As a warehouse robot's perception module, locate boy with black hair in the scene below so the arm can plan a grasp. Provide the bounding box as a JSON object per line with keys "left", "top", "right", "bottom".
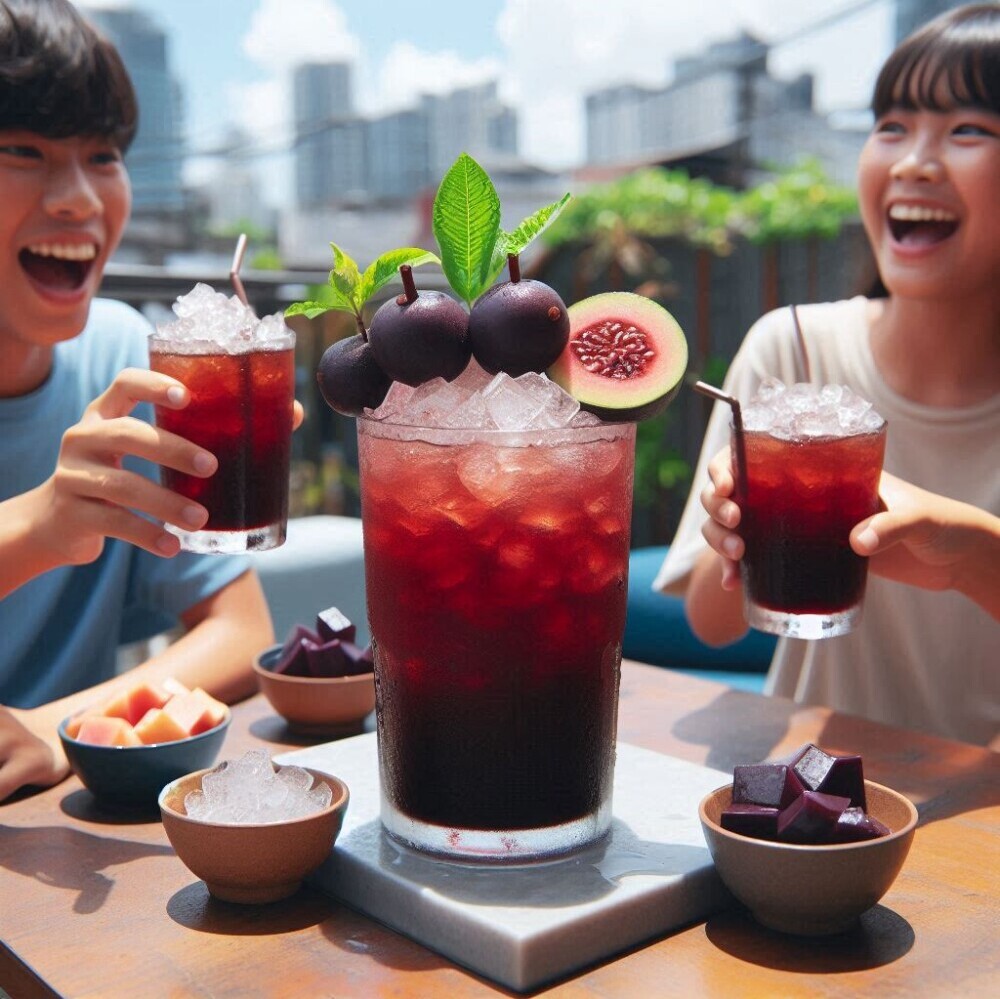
{"left": 0, "top": 0, "right": 276, "bottom": 800}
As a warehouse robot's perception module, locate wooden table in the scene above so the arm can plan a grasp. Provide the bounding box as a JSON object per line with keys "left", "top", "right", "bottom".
{"left": 2, "top": 662, "right": 997, "bottom": 998}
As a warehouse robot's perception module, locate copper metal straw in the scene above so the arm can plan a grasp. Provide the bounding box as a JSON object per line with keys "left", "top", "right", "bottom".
{"left": 230, "top": 232, "right": 249, "bottom": 307}
{"left": 693, "top": 380, "right": 747, "bottom": 493}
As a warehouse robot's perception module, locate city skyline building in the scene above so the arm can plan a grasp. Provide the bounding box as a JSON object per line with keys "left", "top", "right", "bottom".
{"left": 85, "top": 4, "right": 186, "bottom": 215}
{"left": 583, "top": 31, "right": 862, "bottom": 188}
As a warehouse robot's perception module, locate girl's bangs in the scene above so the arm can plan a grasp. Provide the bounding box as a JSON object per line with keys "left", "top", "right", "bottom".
{"left": 873, "top": 25, "right": 1000, "bottom": 117}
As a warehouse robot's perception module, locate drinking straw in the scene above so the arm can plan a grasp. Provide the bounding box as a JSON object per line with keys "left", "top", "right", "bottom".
{"left": 693, "top": 380, "right": 747, "bottom": 494}
{"left": 790, "top": 304, "right": 812, "bottom": 383}
{"left": 230, "top": 232, "right": 249, "bottom": 307}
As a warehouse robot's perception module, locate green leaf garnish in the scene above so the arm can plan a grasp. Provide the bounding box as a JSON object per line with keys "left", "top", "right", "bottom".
{"left": 432, "top": 153, "right": 502, "bottom": 306}
{"left": 482, "top": 193, "right": 573, "bottom": 287}
{"left": 358, "top": 248, "right": 441, "bottom": 307}
{"left": 285, "top": 243, "right": 439, "bottom": 334}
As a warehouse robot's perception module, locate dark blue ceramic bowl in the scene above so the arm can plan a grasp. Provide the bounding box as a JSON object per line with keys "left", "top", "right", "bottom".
{"left": 58, "top": 709, "right": 231, "bottom": 805}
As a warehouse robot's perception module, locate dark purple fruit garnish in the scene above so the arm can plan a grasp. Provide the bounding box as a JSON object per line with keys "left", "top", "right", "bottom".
{"left": 468, "top": 254, "right": 570, "bottom": 377}
{"left": 548, "top": 292, "right": 688, "bottom": 422}
{"left": 317, "top": 334, "right": 391, "bottom": 416}
{"left": 367, "top": 265, "right": 471, "bottom": 386}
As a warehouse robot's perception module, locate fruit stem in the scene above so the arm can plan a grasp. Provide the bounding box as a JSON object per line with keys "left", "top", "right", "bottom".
{"left": 354, "top": 312, "right": 368, "bottom": 341}
{"left": 398, "top": 264, "right": 419, "bottom": 304}
{"left": 507, "top": 253, "right": 521, "bottom": 283}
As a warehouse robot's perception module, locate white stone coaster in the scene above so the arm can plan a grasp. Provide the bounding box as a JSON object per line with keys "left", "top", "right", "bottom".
{"left": 276, "top": 733, "right": 732, "bottom": 992}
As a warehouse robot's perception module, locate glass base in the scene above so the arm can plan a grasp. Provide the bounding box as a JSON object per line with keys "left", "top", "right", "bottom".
{"left": 746, "top": 601, "right": 861, "bottom": 639}
{"left": 379, "top": 794, "right": 613, "bottom": 862}
{"left": 166, "top": 522, "right": 286, "bottom": 554}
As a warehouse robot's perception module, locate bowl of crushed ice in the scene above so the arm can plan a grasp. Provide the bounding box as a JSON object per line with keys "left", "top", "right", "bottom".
{"left": 159, "top": 748, "right": 349, "bottom": 904}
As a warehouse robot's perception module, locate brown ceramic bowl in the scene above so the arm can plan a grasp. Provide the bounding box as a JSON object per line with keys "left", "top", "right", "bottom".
{"left": 253, "top": 644, "right": 375, "bottom": 735}
{"left": 159, "top": 764, "right": 349, "bottom": 904}
{"left": 699, "top": 779, "right": 918, "bottom": 935}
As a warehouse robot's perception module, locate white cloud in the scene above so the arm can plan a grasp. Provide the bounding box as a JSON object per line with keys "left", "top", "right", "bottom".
{"left": 242, "top": 0, "right": 360, "bottom": 69}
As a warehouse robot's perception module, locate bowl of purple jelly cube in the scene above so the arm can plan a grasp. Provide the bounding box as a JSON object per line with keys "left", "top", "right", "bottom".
{"left": 699, "top": 743, "right": 918, "bottom": 936}
{"left": 253, "top": 607, "right": 376, "bottom": 735}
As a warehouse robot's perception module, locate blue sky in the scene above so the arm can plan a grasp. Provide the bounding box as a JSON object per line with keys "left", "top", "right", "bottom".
{"left": 80, "top": 1, "right": 895, "bottom": 204}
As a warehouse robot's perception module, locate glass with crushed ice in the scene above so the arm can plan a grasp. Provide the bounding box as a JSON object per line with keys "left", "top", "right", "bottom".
{"left": 149, "top": 284, "right": 296, "bottom": 553}
{"left": 734, "top": 378, "right": 887, "bottom": 639}
{"left": 357, "top": 362, "right": 635, "bottom": 860}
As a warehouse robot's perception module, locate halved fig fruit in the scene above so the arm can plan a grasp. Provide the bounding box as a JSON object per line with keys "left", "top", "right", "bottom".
{"left": 548, "top": 292, "right": 688, "bottom": 422}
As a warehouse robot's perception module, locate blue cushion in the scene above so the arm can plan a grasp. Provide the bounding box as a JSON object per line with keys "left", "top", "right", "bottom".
{"left": 624, "top": 546, "right": 776, "bottom": 672}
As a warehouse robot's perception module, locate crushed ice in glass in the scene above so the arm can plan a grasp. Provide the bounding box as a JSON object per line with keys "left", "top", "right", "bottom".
{"left": 742, "top": 377, "right": 885, "bottom": 439}
{"left": 155, "top": 283, "right": 294, "bottom": 353}
{"left": 367, "top": 359, "right": 595, "bottom": 431}
{"left": 183, "top": 748, "right": 332, "bottom": 823}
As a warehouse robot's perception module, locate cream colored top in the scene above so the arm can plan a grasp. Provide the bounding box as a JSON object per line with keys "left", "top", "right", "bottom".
{"left": 654, "top": 297, "right": 1000, "bottom": 746}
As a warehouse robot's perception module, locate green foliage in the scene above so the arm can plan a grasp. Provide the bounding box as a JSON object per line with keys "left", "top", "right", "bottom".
{"left": 634, "top": 411, "right": 691, "bottom": 507}
{"left": 248, "top": 247, "right": 284, "bottom": 271}
{"left": 546, "top": 160, "right": 857, "bottom": 254}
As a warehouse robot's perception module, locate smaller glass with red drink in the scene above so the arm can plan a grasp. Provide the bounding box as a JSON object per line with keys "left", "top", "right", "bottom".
{"left": 148, "top": 284, "right": 296, "bottom": 554}
{"left": 733, "top": 379, "right": 887, "bottom": 639}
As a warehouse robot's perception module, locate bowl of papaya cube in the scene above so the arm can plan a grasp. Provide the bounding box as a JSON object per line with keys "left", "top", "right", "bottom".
{"left": 58, "top": 678, "right": 230, "bottom": 805}
{"left": 699, "top": 743, "right": 918, "bottom": 936}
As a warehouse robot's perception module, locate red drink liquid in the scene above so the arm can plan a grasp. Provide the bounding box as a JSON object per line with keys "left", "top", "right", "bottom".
{"left": 150, "top": 347, "right": 295, "bottom": 552}
{"left": 358, "top": 418, "right": 635, "bottom": 858}
{"left": 737, "top": 425, "right": 886, "bottom": 637}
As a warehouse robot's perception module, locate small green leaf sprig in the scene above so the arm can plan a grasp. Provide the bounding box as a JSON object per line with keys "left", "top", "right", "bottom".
{"left": 285, "top": 245, "right": 440, "bottom": 335}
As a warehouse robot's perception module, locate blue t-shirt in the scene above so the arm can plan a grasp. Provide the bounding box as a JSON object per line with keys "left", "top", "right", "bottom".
{"left": 0, "top": 299, "right": 250, "bottom": 708}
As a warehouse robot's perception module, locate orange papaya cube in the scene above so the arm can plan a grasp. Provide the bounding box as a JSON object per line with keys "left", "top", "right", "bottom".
{"left": 101, "top": 682, "right": 170, "bottom": 726}
{"left": 76, "top": 716, "right": 142, "bottom": 747}
{"left": 65, "top": 712, "right": 101, "bottom": 739}
{"left": 162, "top": 677, "right": 191, "bottom": 698}
{"left": 133, "top": 708, "right": 189, "bottom": 745}
{"left": 188, "top": 688, "right": 228, "bottom": 733}
{"left": 163, "top": 688, "right": 226, "bottom": 737}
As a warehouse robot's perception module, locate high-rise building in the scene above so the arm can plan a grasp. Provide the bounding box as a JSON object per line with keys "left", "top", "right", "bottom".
{"left": 84, "top": 5, "right": 185, "bottom": 214}
{"left": 583, "top": 32, "right": 865, "bottom": 187}
{"left": 293, "top": 62, "right": 361, "bottom": 207}
{"left": 367, "top": 110, "right": 431, "bottom": 201}
{"left": 421, "top": 82, "right": 518, "bottom": 181}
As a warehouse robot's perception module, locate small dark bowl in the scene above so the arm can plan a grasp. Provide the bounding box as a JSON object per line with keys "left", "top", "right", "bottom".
{"left": 58, "top": 710, "right": 231, "bottom": 805}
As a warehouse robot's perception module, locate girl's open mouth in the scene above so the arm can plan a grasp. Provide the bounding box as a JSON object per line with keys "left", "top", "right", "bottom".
{"left": 19, "top": 244, "right": 97, "bottom": 293}
{"left": 887, "top": 205, "right": 958, "bottom": 248}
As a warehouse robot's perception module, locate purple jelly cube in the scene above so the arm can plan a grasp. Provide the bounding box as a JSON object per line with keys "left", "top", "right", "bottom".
{"left": 777, "top": 791, "right": 851, "bottom": 844}
{"left": 315, "top": 606, "right": 357, "bottom": 644}
{"left": 791, "top": 744, "right": 837, "bottom": 793}
{"left": 303, "top": 638, "right": 353, "bottom": 678}
{"left": 340, "top": 642, "right": 375, "bottom": 676}
{"left": 280, "top": 624, "right": 320, "bottom": 660}
{"left": 732, "top": 764, "right": 806, "bottom": 809}
{"left": 818, "top": 754, "right": 867, "bottom": 810}
{"left": 272, "top": 640, "right": 311, "bottom": 677}
{"left": 769, "top": 744, "right": 812, "bottom": 769}
{"left": 829, "top": 806, "right": 890, "bottom": 843}
{"left": 721, "top": 804, "right": 780, "bottom": 841}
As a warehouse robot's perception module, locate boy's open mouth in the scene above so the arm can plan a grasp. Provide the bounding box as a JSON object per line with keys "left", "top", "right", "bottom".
{"left": 19, "top": 244, "right": 97, "bottom": 292}
{"left": 887, "top": 205, "right": 958, "bottom": 247}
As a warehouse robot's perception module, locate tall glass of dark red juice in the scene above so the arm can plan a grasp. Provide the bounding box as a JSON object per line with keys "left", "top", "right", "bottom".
{"left": 358, "top": 416, "right": 635, "bottom": 860}
{"left": 735, "top": 382, "right": 886, "bottom": 639}
{"left": 149, "top": 330, "right": 296, "bottom": 554}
